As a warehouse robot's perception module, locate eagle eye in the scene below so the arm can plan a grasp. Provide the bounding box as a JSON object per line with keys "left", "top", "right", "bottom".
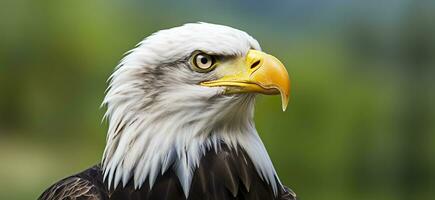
{"left": 191, "top": 53, "right": 216, "bottom": 72}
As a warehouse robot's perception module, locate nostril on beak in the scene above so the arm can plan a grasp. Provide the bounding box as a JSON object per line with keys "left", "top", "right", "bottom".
{"left": 251, "top": 60, "right": 261, "bottom": 69}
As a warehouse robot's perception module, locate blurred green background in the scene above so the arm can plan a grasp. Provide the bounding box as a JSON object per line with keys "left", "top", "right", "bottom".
{"left": 1, "top": 0, "right": 434, "bottom": 199}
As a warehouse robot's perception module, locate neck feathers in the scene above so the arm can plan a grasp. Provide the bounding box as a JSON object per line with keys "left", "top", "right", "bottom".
{"left": 102, "top": 92, "right": 281, "bottom": 197}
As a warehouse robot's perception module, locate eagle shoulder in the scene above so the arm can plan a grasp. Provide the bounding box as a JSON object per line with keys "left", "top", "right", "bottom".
{"left": 38, "top": 165, "right": 108, "bottom": 200}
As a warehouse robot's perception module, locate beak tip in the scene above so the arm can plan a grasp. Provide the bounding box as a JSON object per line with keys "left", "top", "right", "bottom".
{"left": 281, "top": 102, "right": 288, "bottom": 111}
{"left": 281, "top": 94, "right": 289, "bottom": 112}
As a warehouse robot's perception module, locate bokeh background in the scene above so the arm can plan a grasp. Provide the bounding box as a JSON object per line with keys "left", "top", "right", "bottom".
{"left": 1, "top": 0, "right": 434, "bottom": 199}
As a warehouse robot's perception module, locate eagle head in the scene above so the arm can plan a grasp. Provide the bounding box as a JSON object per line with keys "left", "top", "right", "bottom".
{"left": 102, "top": 22, "right": 290, "bottom": 196}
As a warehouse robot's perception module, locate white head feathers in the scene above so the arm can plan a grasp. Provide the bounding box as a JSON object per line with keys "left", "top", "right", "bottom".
{"left": 101, "top": 22, "right": 281, "bottom": 197}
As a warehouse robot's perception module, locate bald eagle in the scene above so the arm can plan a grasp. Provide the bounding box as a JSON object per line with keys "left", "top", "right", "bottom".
{"left": 39, "top": 23, "right": 296, "bottom": 200}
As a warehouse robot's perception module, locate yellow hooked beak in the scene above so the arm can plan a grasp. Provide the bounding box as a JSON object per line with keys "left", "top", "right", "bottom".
{"left": 201, "top": 50, "right": 291, "bottom": 111}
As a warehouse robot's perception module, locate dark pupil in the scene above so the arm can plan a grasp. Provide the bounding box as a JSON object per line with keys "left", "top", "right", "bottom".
{"left": 200, "top": 57, "right": 208, "bottom": 64}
